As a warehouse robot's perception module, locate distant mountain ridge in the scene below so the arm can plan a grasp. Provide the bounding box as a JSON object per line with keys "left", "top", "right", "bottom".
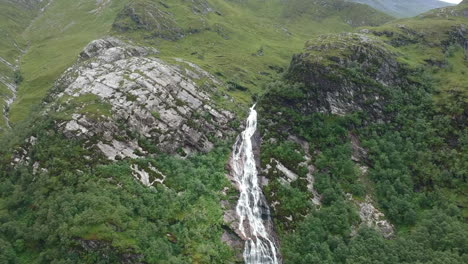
{"left": 348, "top": 0, "right": 456, "bottom": 17}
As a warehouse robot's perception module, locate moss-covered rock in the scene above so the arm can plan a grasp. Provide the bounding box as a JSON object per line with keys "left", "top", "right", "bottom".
{"left": 284, "top": 33, "right": 403, "bottom": 118}
{"left": 112, "top": 0, "right": 183, "bottom": 40}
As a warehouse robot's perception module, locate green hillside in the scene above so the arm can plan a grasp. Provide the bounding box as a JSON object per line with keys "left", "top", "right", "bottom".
{"left": 5, "top": 0, "right": 393, "bottom": 127}
{"left": 349, "top": 0, "right": 455, "bottom": 18}
{"left": 257, "top": 3, "right": 467, "bottom": 263}
{"left": 8, "top": 0, "right": 130, "bottom": 124}
{"left": 0, "top": 0, "right": 466, "bottom": 264}
{"left": 0, "top": 0, "right": 44, "bottom": 129}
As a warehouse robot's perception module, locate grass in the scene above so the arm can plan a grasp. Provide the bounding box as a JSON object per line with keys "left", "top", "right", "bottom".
{"left": 3, "top": 0, "right": 466, "bottom": 128}
{"left": 0, "top": 0, "right": 41, "bottom": 130}
{"left": 114, "top": 0, "right": 392, "bottom": 107}
{"left": 9, "top": 0, "right": 129, "bottom": 123}
{"left": 3, "top": 0, "right": 394, "bottom": 126}
{"left": 54, "top": 94, "right": 113, "bottom": 121}
{"left": 0, "top": 1, "right": 37, "bottom": 63}
{"left": 77, "top": 223, "right": 139, "bottom": 250}
{"left": 433, "top": 47, "right": 468, "bottom": 115}
{"left": 363, "top": 7, "right": 468, "bottom": 115}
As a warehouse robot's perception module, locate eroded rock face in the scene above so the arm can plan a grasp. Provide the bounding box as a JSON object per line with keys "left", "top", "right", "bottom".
{"left": 53, "top": 37, "right": 235, "bottom": 158}
{"left": 286, "top": 33, "right": 404, "bottom": 119}
{"left": 348, "top": 194, "right": 395, "bottom": 238}
{"left": 348, "top": 133, "right": 394, "bottom": 238}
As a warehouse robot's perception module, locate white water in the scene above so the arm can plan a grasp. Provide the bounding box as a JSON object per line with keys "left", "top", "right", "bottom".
{"left": 232, "top": 105, "right": 279, "bottom": 264}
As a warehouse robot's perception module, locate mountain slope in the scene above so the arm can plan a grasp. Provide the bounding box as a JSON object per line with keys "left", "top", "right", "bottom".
{"left": 0, "top": 1, "right": 467, "bottom": 264}
{"left": 257, "top": 2, "right": 467, "bottom": 263}
{"left": 6, "top": 0, "right": 130, "bottom": 126}
{"left": 0, "top": 0, "right": 45, "bottom": 130}
{"left": 2, "top": 0, "right": 393, "bottom": 131}
{"left": 348, "top": 0, "right": 455, "bottom": 17}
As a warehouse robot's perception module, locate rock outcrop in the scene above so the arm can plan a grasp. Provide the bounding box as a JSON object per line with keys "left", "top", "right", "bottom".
{"left": 357, "top": 196, "right": 394, "bottom": 238}
{"left": 421, "top": 2, "right": 468, "bottom": 18}
{"left": 112, "top": 0, "right": 216, "bottom": 40}
{"left": 347, "top": 194, "right": 395, "bottom": 238}
{"left": 51, "top": 37, "right": 235, "bottom": 159}
{"left": 285, "top": 33, "right": 403, "bottom": 119}
{"left": 112, "top": 0, "right": 183, "bottom": 40}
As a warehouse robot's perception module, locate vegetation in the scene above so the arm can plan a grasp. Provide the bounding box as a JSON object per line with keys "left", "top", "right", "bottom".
{"left": 257, "top": 4, "right": 468, "bottom": 261}
{"left": 258, "top": 66, "right": 467, "bottom": 263}
{"left": 3, "top": 0, "right": 393, "bottom": 127}
{"left": 13, "top": 71, "right": 23, "bottom": 85}
{"left": 0, "top": 0, "right": 467, "bottom": 263}
{"left": 0, "top": 0, "right": 44, "bottom": 129}
{"left": 348, "top": 0, "right": 455, "bottom": 18}
{"left": 0, "top": 115, "right": 235, "bottom": 263}
{"left": 8, "top": 0, "right": 130, "bottom": 124}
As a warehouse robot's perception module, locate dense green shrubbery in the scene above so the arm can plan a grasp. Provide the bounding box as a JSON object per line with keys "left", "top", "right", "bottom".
{"left": 259, "top": 67, "right": 467, "bottom": 263}
{"left": 0, "top": 120, "right": 234, "bottom": 263}
{"left": 284, "top": 207, "right": 467, "bottom": 264}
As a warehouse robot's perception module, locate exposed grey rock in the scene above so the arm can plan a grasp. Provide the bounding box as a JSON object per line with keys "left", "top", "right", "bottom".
{"left": 350, "top": 132, "right": 368, "bottom": 162}
{"left": 0, "top": 68, "right": 17, "bottom": 130}
{"left": 221, "top": 229, "right": 244, "bottom": 260}
{"left": 96, "top": 140, "right": 144, "bottom": 161}
{"left": 346, "top": 132, "right": 394, "bottom": 238}
{"left": 287, "top": 33, "right": 402, "bottom": 119}
{"left": 90, "top": 0, "right": 111, "bottom": 14}
{"left": 79, "top": 37, "right": 158, "bottom": 61}
{"left": 0, "top": 56, "right": 16, "bottom": 70}
{"left": 64, "top": 119, "right": 89, "bottom": 136}
{"left": 421, "top": 4, "right": 468, "bottom": 18}
{"left": 190, "top": 0, "right": 215, "bottom": 14}
{"left": 357, "top": 195, "right": 395, "bottom": 238}
{"left": 131, "top": 163, "right": 166, "bottom": 187}
{"left": 53, "top": 37, "right": 236, "bottom": 157}
{"left": 261, "top": 135, "right": 322, "bottom": 207}
{"left": 275, "top": 159, "right": 298, "bottom": 182}
{"left": 347, "top": 132, "right": 394, "bottom": 237}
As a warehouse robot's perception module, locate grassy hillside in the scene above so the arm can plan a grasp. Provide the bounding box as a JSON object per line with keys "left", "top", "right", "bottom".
{"left": 6, "top": 0, "right": 393, "bottom": 126}
{"left": 364, "top": 3, "right": 468, "bottom": 122}
{"left": 7, "top": 0, "right": 130, "bottom": 125}
{"left": 0, "top": 1, "right": 466, "bottom": 263}
{"left": 0, "top": 0, "right": 44, "bottom": 130}
{"left": 348, "top": 0, "right": 455, "bottom": 18}
{"left": 112, "top": 0, "right": 393, "bottom": 104}
{"left": 256, "top": 2, "right": 467, "bottom": 263}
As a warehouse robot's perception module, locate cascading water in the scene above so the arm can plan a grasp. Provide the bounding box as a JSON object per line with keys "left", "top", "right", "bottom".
{"left": 232, "top": 105, "right": 280, "bottom": 264}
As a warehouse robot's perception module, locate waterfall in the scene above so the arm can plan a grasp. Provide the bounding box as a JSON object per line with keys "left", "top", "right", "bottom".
{"left": 232, "top": 105, "right": 280, "bottom": 264}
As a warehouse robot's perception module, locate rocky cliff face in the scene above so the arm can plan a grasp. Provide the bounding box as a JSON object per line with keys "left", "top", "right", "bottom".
{"left": 48, "top": 37, "right": 236, "bottom": 159}
{"left": 285, "top": 33, "right": 404, "bottom": 119}
{"left": 255, "top": 32, "right": 410, "bottom": 239}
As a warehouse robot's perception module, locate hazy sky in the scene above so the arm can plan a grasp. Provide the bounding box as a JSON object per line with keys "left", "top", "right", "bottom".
{"left": 440, "top": 0, "right": 462, "bottom": 3}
